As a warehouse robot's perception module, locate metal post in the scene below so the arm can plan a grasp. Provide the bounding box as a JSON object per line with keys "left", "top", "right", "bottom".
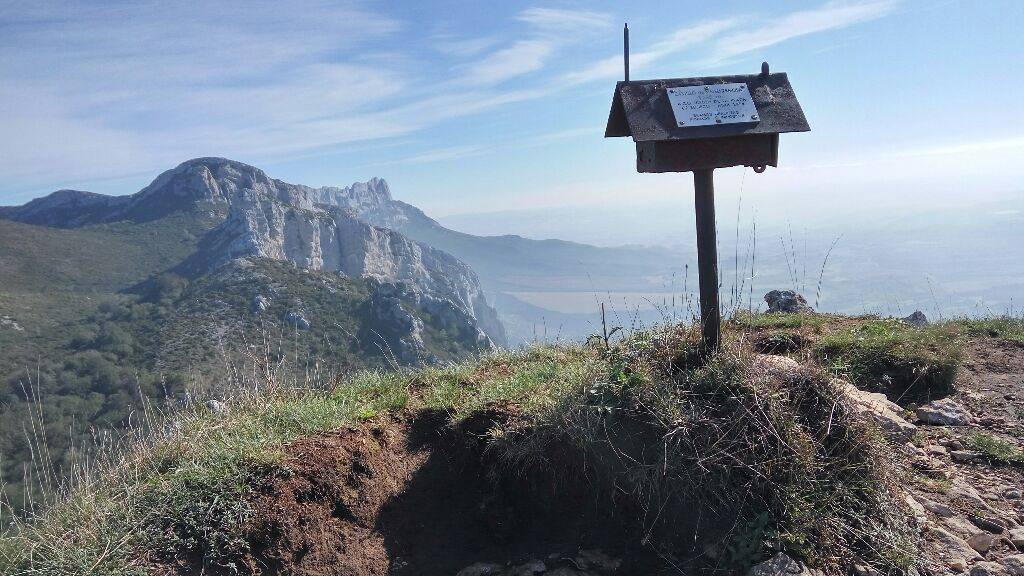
{"left": 693, "top": 169, "right": 720, "bottom": 352}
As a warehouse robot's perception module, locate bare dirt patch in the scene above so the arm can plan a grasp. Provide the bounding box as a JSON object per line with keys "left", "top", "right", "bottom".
{"left": 224, "top": 409, "right": 651, "bottom": 576}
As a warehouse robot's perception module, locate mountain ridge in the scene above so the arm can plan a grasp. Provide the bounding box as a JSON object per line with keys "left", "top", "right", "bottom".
{"left": 2, "top": 156, "right": 682, "bottom": 345}
{"left": 1, "top": 157, "right": 506, "bottom": 347}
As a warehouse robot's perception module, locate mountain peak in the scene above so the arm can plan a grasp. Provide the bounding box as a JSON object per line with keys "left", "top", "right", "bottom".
{"left": 137, "top": 157, "right": 276, "bottom": 204}
{"left": 343, "top": 176, "right": 392, "bottom": 202}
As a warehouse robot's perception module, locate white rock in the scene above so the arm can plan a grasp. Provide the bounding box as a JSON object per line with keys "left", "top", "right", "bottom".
{"left": 944, "top": 515, "right": 984, "bottom": 539}
{"left": 917, "top": 496, "right": 954, "bottom": 518}
{"left": 748, "top": 552, "right": 821, "bottom": 576}
{"left": 852, "top": 565, "right": 883, "bottom": 576}
{"left": 137, "top": 158, "right": 506, "bottom": 347}
{"left": 284, "top": 310, "right": 311, "bottom": 330}
{"left": 204, "top": 399, "right": 229, "bottom": 415}
{"left": 970, "top": 562, "right": 1007, "bottom": 576}
{"left": 1010, "top": 527, "right": 1024, "bottom": 547}
{"left": 929, "top": 526, "right": 982, "bottom": 562}
{"left": 252, "top": 294, "right": 270, "bottom": 312}
{"left": 967, "top": 532, "right": 997, "bottom": 553}
{"left": 917, "top": 398, "right": 972, "bottom": 426}
{"left": 835, "top": 379, "right": 918, "bottom": 442}
{"left": 951, "top": 479, "right": 989, "bottom": 509}
{"left": 752, "top": 354, "right": 801, "bottom": 380}
{"left": 906, "top": 494, "right": 928, "bottom": 524}
{"left": 951, "top": 450, "right": 981, "bottom": 463}
{"left": 0, "top": 315, "right": 24, "bottom": 331}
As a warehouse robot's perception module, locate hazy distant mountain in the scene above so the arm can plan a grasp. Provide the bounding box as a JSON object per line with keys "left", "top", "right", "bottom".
{"left": 308, "top": 178, "right": 681, "bottom": 293}
{"left": 296, "top": 174, "right": 684, "bottom": 343}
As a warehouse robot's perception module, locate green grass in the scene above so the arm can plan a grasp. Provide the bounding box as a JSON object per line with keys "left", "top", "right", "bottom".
{"left": 730, "top": 312, "right": 965, "bottom": 403}
{"left": 966, "top": 432, "right": 1024, "bottom": 465}
{"left": 814, "top": 318, "right": 962, "bottom": 401}
{"left": 0, "top": 256, "right": 493, "bottom": 520}
{"left": 4, "top": 317, "right": 963, "bottom": 575}
{"left": 731, "top": 310, "right": 827, "bottom": 331}
{"left": 955, "top": 317, "right": 1024, "bottom": 344}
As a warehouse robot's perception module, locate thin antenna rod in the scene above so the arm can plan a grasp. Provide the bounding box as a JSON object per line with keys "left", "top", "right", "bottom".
{"left": 623, "top": 23, "right": 630, "bottom": 82}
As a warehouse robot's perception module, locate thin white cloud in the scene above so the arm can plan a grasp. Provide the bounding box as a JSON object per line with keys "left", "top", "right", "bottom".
{"left": 459, "top": 40, "right": 555, "bottom": 85}
{"left": 792, "top": 135, "right": 1024, "bottom": 171}
{"left": 704, "top": 0, "right": 896, "bottom": 64}
{"left": 374, "top": 126, "right": 598, "bottom": 169}
{"left": 893, "top": 136, "right": 1024, "bottom": 158}
{"left": 517, "top": 7, "right": 613, "bottom": 33}
{"left": 373, "top": 145, "right": 491, "bottom": 166}
{"left": 454, "top": 7, "right": 613, "bottom": 86}
{"left": 452, "top": 7, "right": 613, "bottom": 87}
{"left": 564, "top": 0, "right": 896, "bottom": 85}
{"left": 433, "top": 35, "right": 503, "bottom": 58}
{"left": 0, "top": 1, "right": 406, "bottom": 187}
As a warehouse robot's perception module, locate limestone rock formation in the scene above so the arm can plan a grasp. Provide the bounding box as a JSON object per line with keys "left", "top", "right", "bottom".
{"left": 835, "top": 379, "right": 918, "bottom": 442}
{"left": 148, "top": 159, "right": 505, "bottom": 346}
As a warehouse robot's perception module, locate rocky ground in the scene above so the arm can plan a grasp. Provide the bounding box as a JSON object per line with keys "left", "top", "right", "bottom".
{"left": 907, "top": 338, "right": 1024, "bottom": 576}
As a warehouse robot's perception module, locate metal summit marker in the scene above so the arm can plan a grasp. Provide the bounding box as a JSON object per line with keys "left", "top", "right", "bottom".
{"left": 666, "top": 83, "right": 759, "bottom": 127}
{"left": 605, "top": 24, "right": 810, "bottom": 352}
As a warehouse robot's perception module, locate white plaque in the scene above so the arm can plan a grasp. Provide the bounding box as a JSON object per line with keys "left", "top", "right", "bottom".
{"left": 666, "top": 83, "right": 759, "bottom": 127}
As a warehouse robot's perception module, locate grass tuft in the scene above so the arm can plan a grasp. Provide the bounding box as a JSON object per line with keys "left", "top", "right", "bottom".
{"left": 812, "top": 318, "right": 962, "bottom": 403}
{"left": 954, "top": 317, "right": 1024, "bottom": 344}
{"left": 966, "top": 432, "right": 1024, "bottom": 466}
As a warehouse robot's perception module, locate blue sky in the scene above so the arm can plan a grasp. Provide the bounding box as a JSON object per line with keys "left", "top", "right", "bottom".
{"left": 1, "top": 0, "right": 1022, "bottom": 225}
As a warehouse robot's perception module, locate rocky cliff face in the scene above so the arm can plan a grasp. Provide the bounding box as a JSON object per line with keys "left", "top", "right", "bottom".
{"left": 0, "top": 157, "right": 506, "bottom": 347}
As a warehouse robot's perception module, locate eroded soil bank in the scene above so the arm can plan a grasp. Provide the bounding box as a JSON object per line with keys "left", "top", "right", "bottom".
{"left": 224, "top": 409, "right": 657, "bottom": 576}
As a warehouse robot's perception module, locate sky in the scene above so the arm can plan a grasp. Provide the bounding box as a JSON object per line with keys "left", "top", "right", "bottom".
{"left": 1, "top": 0, "right": 1023, "bottom": 229}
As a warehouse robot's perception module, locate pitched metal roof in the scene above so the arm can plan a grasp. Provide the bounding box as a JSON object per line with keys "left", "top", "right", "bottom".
{"left": 605, "top": 72, "right": 810, "bottom": 141}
